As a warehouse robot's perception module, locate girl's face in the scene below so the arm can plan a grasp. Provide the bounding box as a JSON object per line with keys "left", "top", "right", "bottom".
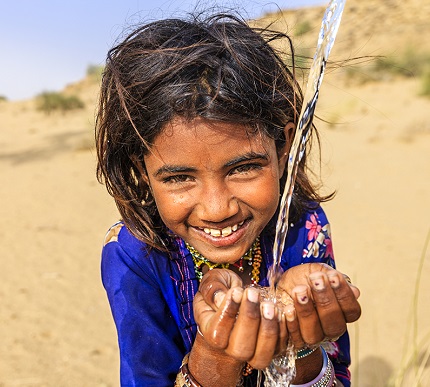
{"left": 144, "top": 117, "right": 289, "bottom": 264}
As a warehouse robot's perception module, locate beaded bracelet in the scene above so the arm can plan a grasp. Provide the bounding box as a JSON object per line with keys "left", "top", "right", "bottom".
{"left": 175, "top": 349, "right": 335, "bottom": 387}
{"left": 296, "top": 346, "right": 318, "bottom": 360}
{"left": 291, "top": 347, "right": 336, "bottom": 387}
{"left": 174, "top": 353, "right": 202, "bottom": 387}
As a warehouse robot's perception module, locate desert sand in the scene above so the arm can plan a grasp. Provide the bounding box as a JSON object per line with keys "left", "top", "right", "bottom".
{"left": 1, "top": 0, "right": 429, "bottom": 386}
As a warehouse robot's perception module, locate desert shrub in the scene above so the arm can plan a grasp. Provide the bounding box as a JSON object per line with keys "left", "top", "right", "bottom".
{"left": 420, "top": 68, "right": 430, "bottom": 98}
{"left": 282, "top": 47, "right": 312, "bottom": 83}
{"left": 0, "top": 95, "right": 7, "bottom": 102}
{"left": 86, "top": 64, "right": 104, "bottom": 82}
{"left": 295, "top": 20, "right": 312, "bottom": 36}
{"left": 295, "top": 48, "right": 312, "bottom": 70}
{"left": 36, "top": 92, "right": 85, "bottom": 114}
{"left": 339, "top": 49, "right": 430, "bottom": 86}
{"left": 373, "top": 49, "right": 430, "bottom": 78}
{"left": 342, "top": 65, "right": 376, "bottom": 85}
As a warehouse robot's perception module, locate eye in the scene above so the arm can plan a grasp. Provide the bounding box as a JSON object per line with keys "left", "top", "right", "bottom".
{"left": 230, "top": 163, "right": 262, "bottom": 175}
{"left": 162, "top": 174, "right": 194, "bottom": 184}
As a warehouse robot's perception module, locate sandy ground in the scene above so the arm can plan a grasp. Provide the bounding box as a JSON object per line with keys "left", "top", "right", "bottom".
{"left": 1, "top": 76, "right": 429, "bottom": 387}
{"left": 1, "top": 4, "right": 430, "bottom": 386}
{"left": 0, "top": 86, "right": 121, "bottom": 386}
{"left": 318, "top": 77, "right": 430, "bottom": 386}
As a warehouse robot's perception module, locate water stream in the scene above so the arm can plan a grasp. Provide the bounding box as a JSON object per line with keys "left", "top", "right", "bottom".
{"left": 263, "top": 0, "right": 346, "bottom": 385}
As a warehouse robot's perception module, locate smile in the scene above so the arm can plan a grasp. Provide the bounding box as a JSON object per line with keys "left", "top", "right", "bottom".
{"left": 202, "top": 221, "right": 245, "bottom": 238}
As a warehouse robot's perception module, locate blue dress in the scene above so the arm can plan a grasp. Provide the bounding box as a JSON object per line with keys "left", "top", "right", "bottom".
{"left": 101, "top": 206, "right": 351, "bottom": 386}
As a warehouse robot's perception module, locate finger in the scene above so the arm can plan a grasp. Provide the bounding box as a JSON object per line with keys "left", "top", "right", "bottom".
{"left": 276, "top": 311, "right": 289, "bottom": 355}
{"left": 274, "top": 292, "right": 293, "bottom": 354}
{"left": 193, "top": 291, "right": 217, "bottom": 325}
{"left": 276, "top": 262, "right": 334, "bottom": 294}
{"left": 198, "top": 287, "right": 243, "bottom": 349}
{"left": 284, "top": 304, "right": 306, "bottom": 349}
{"left": 308, "top": 272, "right": 347, "bottom": 339}
{"left": 292, "top": 285, "right": 324, "bottom": 346}
{"left": 248, "top": 301, "right": 279, "bottom": 369}
{"left": 327, "top": 271, "right": 362, "bottom": 323}
{"left": 226, "top": 287, "right": 261, "bottom": 361}
{"left": 350, "top": 284, "right": 361, "bottom": 299}
{"left": 199, "top": 269, "right": 243, "bottom": 310}
{"left": 343, "top": 274, "right": 361, "bottom": 299}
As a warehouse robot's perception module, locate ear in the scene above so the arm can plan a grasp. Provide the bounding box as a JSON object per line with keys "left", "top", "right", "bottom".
{"left": 278, "top": 122, "right": 295, "bottom": 177}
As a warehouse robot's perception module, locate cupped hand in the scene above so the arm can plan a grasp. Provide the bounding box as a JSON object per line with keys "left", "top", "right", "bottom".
{"left": 193, "top": 269, "right": 279, "bottom": 369}
{"left": 275, "top": 263, "right": 361, "bottom": 349}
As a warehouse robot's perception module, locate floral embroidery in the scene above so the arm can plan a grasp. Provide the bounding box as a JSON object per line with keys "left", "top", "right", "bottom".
{"left": 322, "top": 341, "right": 340, "bottom": 358}
{"left": 306, "top": 240, "right": 320, "bottom": 258}
{"left": 303, "top": 212, "right": 334, "bottom": 262}
{"left": 324, "top": 236, "right": 333, "bottom": 258}
{"left": 306, "top": 213, "right": 322, "bottom": 241}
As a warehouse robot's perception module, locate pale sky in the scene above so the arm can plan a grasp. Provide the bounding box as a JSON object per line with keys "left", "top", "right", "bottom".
{"left": 0, "top": 0, "right": 325, "bottom": 100}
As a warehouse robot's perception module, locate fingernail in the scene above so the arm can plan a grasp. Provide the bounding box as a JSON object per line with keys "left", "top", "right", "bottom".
{"left": 294, "top": 286, "right": 309, "bottom": 305}
{"left": 262, "top": 302, "right": 275, "bottom": 320}
{"left": 231, "top": 287, "right": 244, "bottom": 303}
{"left": 285, "top": 305, "right": 296, "bottom": 322}
{"left": 247, "top": 287, "right": 260, "bottom": 303}
{"left": 309, "top": 273, "right": 325, "bottom": 290}
{"left": 214, "top": 291, "right": 226, "bottom": 308}
{"left": 327, "top": 272, "right": 340, "bottom": 288}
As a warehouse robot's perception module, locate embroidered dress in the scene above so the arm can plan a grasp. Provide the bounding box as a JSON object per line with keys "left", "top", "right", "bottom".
{"left": 101, "top": 206, "right": 351, "bottom": 386}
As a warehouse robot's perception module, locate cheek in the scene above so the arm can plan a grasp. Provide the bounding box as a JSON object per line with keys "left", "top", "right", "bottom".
{"left": 240, "top": 173, "right": 280, "bottom": 215}
{"left": 263, "top": 171, "right": 281, "bottom": 215}
{"left": 150, "top": 187, "right": 192, "bottom": 226}
{"left": 261, "top": 184, "right": 280, "bottom": 216}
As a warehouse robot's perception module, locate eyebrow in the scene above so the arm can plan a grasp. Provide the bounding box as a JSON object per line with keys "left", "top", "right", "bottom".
{"left": 153, "top": 151, "right": 269, "bottom": 177}
{"left": 154, "top": 165, "right": 197, "bottom": 177}
{"left": 223, "top": 152, "right": 269, "bottom": 167}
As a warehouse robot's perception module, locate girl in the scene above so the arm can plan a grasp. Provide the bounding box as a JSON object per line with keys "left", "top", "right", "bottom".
{"left": 96, "top": 13, "right": 361, "bottom": 387}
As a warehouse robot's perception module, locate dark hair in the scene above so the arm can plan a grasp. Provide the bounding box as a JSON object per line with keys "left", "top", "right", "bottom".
{"left": 96, "top": 13, "right": 331, "bottom": 249}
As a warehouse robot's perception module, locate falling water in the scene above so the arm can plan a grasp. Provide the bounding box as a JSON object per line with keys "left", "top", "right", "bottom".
{"left": 263, "top": 0, "right": 346, "bottom": 385}
{"left": 270, "top": 0, "right": 346, "bottom": 290}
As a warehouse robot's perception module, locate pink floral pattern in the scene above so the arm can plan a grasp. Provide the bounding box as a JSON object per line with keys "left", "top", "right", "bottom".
{"left": 305, "top": 213, "right": 322, "bottom": 241}
{"left": 302, "top": 211, "right": 334, "bottom": 266}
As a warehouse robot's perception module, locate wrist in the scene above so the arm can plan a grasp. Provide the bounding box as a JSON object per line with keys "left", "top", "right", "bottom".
{"left": 293, "top": 346, "right": 323, "bottom": 384}
{"left": 291, "top": 347, "right": 336, "bottom": 387}
{"left": 187, "top": 333, "right": 244, "bottom": 387}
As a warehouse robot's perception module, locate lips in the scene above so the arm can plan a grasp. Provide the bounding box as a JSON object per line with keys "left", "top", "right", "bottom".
{"left": 189, "top": 219, "right": 253, "bottom": 257}
{"left": 202, "top": 221, "right": 245, "bottom": 238}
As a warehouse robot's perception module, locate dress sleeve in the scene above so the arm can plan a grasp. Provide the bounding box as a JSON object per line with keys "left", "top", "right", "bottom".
{"left": 101, "top": 225, "right": 185, "bottom": 386}
{"left": 298, "top": 207, "right": 352, "bottom": 387}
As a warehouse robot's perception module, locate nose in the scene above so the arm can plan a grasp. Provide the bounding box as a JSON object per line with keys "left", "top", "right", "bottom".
{"left": 195, "top": 179, "right": 239, "bottom": 223}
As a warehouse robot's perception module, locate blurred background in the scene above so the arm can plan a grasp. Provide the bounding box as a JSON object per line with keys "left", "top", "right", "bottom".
{"left": 1, "top": 0, "right": 429, "bottom": 386}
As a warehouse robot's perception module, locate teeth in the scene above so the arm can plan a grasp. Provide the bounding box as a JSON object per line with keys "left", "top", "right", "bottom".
{"left": 211, "top": 229, "right": 221, "bottom": 237}
{"left": 221, "top": 226, "right": 232, "bottom": 237}
{"left": 204, "top": 228, "right": 221, "bottom": 237}
{"left": 203, "top": 221, "right": 244, "bottom": 237}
